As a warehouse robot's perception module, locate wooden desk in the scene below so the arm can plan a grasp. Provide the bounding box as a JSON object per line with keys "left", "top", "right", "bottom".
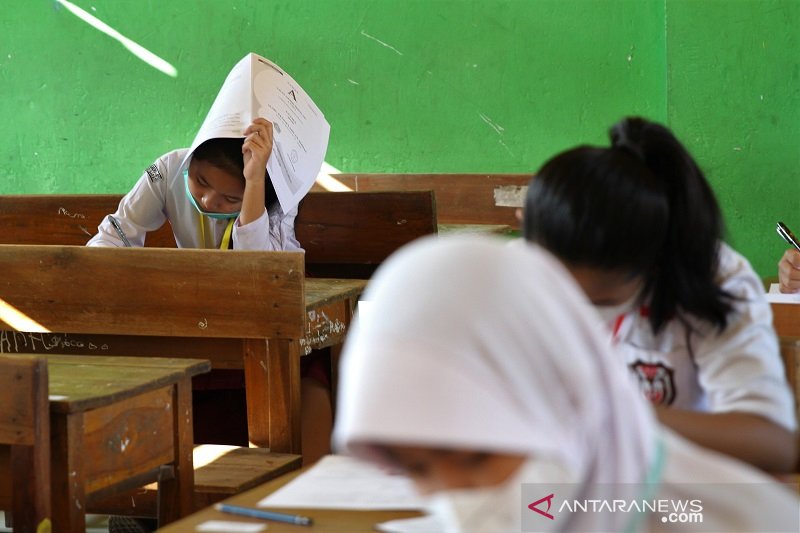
{"left": 0, "top": 245, "right": 365, "bottom": 454}
{"left": 0, "top": 354, "right": 210, "bottom": 531}
{"left": 157, "top": 468, "right": 422, "bottom": 533}
{"left": 772, "top": 302, "right": 800, "bottom": 338}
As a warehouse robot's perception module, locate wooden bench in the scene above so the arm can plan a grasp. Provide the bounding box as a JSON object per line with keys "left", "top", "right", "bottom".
{"left": 0, "top": 355, "right": 50, "bottom": 532}
{"left": 313, "top": 173, "right": 531, "bottom": 231}
{"left": 0, "top": 190, "right": 437, "bottom": 278}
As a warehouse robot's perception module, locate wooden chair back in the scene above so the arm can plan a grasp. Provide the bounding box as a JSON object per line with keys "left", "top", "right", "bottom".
{"left": 313, "top": 173, "right": 530, "bottom": 229}
{"left": 0, "top": 191, "right": 438, "bottom": 278}
{"left": 0, "top": 355, "right": 50, "bottom": 530}
{"left": 296, "top": 190, "right": 436, "bottom": 278}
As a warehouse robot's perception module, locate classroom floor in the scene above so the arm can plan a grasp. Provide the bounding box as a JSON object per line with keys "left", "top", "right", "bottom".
{"left": 0, "top": 512, "right": 110, "bottom": 532}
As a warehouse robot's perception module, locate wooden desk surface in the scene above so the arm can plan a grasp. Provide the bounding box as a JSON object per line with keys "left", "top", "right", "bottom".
{"left": 304, "top": 278, "right": 367, "bottom": 310}
{"left": 437, "top": 223, "right": 515, "bottom": 236}
{"left": 157, "top": 467, "right": 422, "bottom": 532}
{"left": 45, "top": 354, "right": 210, "bottom": 413}
{"left": 0, "top": 354, "right": 210, "bottom": 530}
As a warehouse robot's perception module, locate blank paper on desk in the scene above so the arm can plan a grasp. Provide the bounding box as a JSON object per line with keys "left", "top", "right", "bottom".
{"left": 257, "top": 455, "right": 425, "bottom": 510}
{"left": 767, "top": 283, "right": 800, "bottom": 304}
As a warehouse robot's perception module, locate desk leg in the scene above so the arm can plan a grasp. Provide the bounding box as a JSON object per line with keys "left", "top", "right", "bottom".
{"left": 156, "top": 377, "right": 195, "bottom": 524}
{"left": 51, "top": 413, "right": 86, "bottom": 532}
{"left": 243, "top": 338, "right": 301, "bottom": 453}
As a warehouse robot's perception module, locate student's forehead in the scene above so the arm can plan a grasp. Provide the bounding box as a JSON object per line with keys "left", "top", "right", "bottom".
{"left": 194, "top": 162, "right": 244, "bottom": 196}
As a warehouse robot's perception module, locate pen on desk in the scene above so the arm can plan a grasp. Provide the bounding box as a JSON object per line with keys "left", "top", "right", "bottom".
{"left": 777, "top": 221, "right": 800, "bottom": 252}
{"left": 214, "top": 503, "right": 314, "bottom": 526}
{"left": 107, "top": 215, "right": 132, "bottom": 247}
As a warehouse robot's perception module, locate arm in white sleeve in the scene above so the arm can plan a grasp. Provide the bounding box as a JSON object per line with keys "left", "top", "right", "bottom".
{"left": 232, "top": 204, "right": 303, "bottom": 251}
{"left": 693, "top": 246, "right": 796, "bottom": 431}
{"left": 86, "top": 157, "right": 170, "bottom": 247}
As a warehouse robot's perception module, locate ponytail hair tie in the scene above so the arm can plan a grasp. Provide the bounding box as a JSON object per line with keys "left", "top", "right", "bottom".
{"left": 609, "top": 117, "right": 647, "bottom": 162}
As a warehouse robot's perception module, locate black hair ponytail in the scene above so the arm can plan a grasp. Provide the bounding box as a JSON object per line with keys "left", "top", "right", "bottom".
{"left": 524, "top": 117, "right": 733, "bottom": 334}
{"left": 609, "top": 117, "right": 733, "bottom": 333}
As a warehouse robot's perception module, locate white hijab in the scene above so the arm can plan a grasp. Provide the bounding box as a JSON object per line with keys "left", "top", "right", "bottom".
{"left": 333, "top": 235, "right": 657, "bottom": 528}
{"left": 333, "top": 235, "right": 800, "bottom": 533}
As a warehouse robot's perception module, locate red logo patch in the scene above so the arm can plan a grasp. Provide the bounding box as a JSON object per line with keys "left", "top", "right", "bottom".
{"left": 630, "top": 360, "right": 676, "bottom": 406}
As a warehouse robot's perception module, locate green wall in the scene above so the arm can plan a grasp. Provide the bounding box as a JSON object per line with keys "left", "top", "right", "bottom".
{"left": 1, "top": 1, "right": 797, "bottom": 276}
{"left": 666, "top": 0, "right": 800, "bottom": 278}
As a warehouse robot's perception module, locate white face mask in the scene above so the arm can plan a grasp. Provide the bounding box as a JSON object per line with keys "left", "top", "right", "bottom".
{"left": 425, "top": 459, "right": 575, "bottom": 533}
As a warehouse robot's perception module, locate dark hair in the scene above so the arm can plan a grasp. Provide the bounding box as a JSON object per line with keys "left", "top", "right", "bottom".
{"left": 523, "top": 116, "right": 733, "bottom": 334}
{"left": 192, "top": 137, "right": 279, "bottom": 210}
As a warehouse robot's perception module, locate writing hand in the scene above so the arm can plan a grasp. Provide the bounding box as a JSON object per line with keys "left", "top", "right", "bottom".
{"left": 778, "top": 248, "right": 800, "bottom": 293}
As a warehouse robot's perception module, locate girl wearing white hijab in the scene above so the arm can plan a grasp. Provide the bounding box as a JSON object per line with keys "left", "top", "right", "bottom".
{"left": 332, "top": 235, "right": 799, "bottom": 532}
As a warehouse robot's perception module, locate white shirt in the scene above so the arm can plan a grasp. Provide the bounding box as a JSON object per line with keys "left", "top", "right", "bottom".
{"left": 87, "top": 148, "right": 302, "bottom": 251}
{"left": 611, "top": 243, "right": 796, "bottom": 430}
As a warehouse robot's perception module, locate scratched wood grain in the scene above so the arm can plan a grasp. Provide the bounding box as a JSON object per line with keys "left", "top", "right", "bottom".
{"left": 0, "top": 245, "right": 305, "bottom": 339}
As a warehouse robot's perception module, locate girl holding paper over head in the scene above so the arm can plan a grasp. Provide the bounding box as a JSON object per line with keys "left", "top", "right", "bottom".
{"left": 89, "top": 52, "right": 330, "bottom": 251}
{"left": 521, "top": 116, "right": 796, "bottom": 473}
{"left": 90, "top": 53, "right": 333, "bottom": 475}
{"left": 333, "top": 235, "right": 799, "bottom": 533}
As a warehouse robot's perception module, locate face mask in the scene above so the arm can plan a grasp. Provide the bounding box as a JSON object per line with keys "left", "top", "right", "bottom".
{"left": 425, "top": 459, "right": 574, "bottom": 533}
{"left": 183, "top": 169, "right": 240, "bottom": 220}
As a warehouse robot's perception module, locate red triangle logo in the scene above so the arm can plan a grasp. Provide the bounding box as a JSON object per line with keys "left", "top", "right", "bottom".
{"left": 528, "top": 493, "right": 555, "bottom": 520}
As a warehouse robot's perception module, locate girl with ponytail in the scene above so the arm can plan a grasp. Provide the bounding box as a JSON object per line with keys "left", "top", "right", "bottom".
{"left": 523, "top": 117, "right": 797, "bottom": 472}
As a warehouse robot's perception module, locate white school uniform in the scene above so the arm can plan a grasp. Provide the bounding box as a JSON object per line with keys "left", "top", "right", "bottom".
{"left": 333, "top": 235, "right": 799, "bottom": 533}
{"left": 87, "top": 148, "right": 302, "bottom": 251}
{"left": 610, "top": 243, "right": 796, "bottom": 431}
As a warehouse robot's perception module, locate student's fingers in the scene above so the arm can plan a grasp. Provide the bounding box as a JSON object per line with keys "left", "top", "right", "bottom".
{"left": 778, "top": 249, "right": 800, "bottom": 293}
{"left": 241, "top": 121, "right": 274, "bottom": 183}
{"left": 785, "top": 248, "right": 800, "bottom": 268}
{"left": 243, "top": 119, "right": 274, "bottom": 142}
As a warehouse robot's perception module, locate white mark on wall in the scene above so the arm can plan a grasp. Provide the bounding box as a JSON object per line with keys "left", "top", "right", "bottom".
{"left": 55, "top": 0, "right": 178, "bottom": 78}
{"left": 499, "top": 139, "right": 515, "bottom": 158}
{"left": 627, "top": 45, "right": 635, "bottom": 64}
{"left": 360, "top": 30, "right": 404, "bottom": 56}
{"left": 733, "top": 147, "right": 742, "bottom": 152}
{"left": 479, "top": 113, "right": 505, "bottom": 135}
{"left": 347, "top": 79, "right": 360, "bottom": 85}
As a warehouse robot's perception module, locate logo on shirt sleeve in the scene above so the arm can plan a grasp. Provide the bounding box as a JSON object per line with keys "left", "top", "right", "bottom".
{"left": 629, "top": 360, "right": 676, "bottom": 406}
{"left": 145, "top": 164, "right": 163, "bottom": 183}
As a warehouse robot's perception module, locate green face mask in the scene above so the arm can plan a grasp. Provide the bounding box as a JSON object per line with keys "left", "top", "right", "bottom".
{"left": 183, "top": 169, "right": 240, "bottom": 220}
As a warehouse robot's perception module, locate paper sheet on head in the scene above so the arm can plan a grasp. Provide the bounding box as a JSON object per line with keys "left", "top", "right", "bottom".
{"left": 181, "top": 52, "right": 330, "bottom": 214}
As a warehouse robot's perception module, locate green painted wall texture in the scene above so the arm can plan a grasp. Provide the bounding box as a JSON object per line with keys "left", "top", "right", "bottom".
{"left": 1, "top": 1, "right": 797, "bottom": 276}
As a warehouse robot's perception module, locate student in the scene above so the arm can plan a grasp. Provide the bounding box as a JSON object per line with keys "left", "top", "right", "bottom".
{"left": 522, "top": 116, "right": 797, "bottom": 472}
{"left": 87, "top": 118, "right": 293, "bottom": 250}
{"left": 778, "top": 248, "right": 800, "bottom": 292}
{"left": 333, "top": 236, "right": 799, "bottom": 532}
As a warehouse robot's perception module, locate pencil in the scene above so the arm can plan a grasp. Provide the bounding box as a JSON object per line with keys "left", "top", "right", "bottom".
{"left": 214, "top": 503, "right": 314, "bottom": 526}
